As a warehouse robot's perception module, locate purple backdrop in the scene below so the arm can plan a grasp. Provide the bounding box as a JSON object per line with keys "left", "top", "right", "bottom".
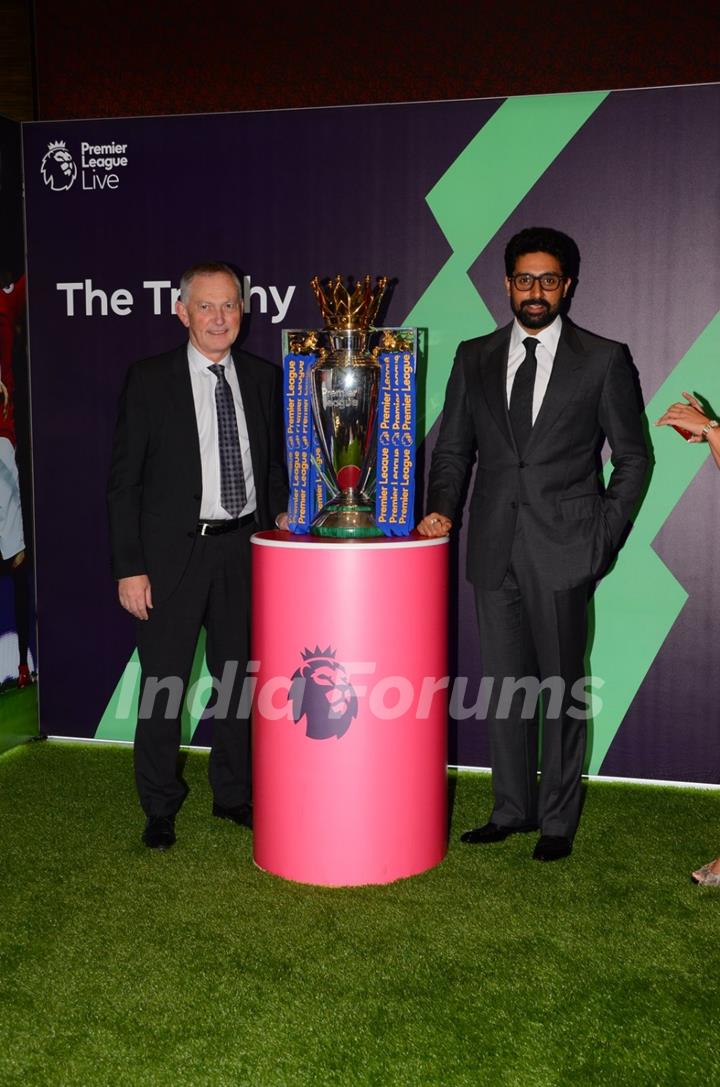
{"left": 22, "top": 86, "right": 720, "bottom": 782}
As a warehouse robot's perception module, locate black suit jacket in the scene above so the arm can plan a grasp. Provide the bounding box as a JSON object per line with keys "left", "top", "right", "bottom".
{"left": 427, "top": 319, "right": 649, "bottom": 591}
{"left": 107, "top": 343, "right": 288, "bottom": 602}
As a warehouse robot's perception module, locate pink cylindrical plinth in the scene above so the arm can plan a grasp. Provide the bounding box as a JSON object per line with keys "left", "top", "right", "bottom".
{"left": 251, "top": 532, "right": 448, "bottom": 886}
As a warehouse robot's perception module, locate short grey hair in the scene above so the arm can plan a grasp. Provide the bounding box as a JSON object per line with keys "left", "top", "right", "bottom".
{"left": 179, "top": 262, "right": 243, "bottom": 304}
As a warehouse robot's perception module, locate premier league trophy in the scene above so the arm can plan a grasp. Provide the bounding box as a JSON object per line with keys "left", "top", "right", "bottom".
{"left": 283, "top": 276, "right": 417, "bottom": 538}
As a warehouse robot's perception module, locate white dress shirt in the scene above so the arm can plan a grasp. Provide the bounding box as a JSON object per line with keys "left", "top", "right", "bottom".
{"left": 187, "top": 343, "right": 256, "bottom": 520}
{"left": 506, "top": 316, "right": 563, "bottom": 424}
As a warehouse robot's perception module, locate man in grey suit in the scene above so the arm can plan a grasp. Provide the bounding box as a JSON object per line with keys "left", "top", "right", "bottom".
{"left": 108, "top": 261, "right": 288, "bottom": 851}
{"left": 418, "top": 227, "right": 648, "bottom": 861}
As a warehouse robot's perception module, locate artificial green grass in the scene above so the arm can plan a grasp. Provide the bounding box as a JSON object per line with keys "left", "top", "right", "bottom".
{"left": 0, "top": 741, "right": 718, "bottom": 1086}
{"left": 0, "top": 684, "right": 38, "bottom": 754}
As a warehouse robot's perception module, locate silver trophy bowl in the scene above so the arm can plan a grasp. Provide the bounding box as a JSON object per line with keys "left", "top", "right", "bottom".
{"left": 310, "top": 328, "right": 381, "bottom": 538}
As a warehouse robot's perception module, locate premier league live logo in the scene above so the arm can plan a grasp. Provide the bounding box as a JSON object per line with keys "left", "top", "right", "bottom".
{"left": 288, "top": 646, "right": 358, "bottom": 740}
{"left": 40, "top": 141, "right": 78, "bottom": 191}
{"left": 40, "top": 136, "right": 129, "bottom": 192}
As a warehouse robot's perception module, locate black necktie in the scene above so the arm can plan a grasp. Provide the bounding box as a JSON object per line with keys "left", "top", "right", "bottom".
{"left": 509, "top": 337, "right": 538, "bottom": 453}
{"left": 207, "top": 363, "right": 247, "bottom": 517}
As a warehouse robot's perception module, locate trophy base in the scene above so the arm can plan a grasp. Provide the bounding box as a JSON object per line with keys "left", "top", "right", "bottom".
{"left": 310, "top": 504, "right": 383, "bottom": 539}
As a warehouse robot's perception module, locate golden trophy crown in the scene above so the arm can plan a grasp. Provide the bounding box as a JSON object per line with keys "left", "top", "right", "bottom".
{"left": 311, "top": 274, "right": 388, "bottom": 331}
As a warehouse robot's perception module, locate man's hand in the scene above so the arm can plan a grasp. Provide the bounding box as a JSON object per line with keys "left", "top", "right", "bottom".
{"left": 118, "top": 575, "right": 153, "bottom": 620}
{"left": 417, "top": 512, "right": 453, "bottom": 537}
{"left": 275, "top": 512, "right": 290, "bottom": 531}
{"left": 0, "top": 380, "right": 8, "bottom": 419}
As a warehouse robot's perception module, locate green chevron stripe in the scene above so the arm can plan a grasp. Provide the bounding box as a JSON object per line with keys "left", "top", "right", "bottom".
{"left": 95, "top": 633, "right": 209, "bottom": 744}
{"left": 403, "top": 91, "right": 609, "bottom": 436}
{"left": 589, "top": 310, "right": 720, "bottom": 771}
{"left": 400, "top": 89, "right": 718, "bottom": 774}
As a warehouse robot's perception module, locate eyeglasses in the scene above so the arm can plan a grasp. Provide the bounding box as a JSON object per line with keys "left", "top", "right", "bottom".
{"left": 509, "top": 273, "right": 565, "bottom": 292}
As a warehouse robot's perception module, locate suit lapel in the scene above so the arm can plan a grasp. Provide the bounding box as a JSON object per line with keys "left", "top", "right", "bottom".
{"left": 526, "top": 321, "right": 584, "bottom": 451}
{"left": 476, "top": 325, "right": 515, "bottom": 450}
{"left": 169, "top": 347, "right": 203, "bottom": 491}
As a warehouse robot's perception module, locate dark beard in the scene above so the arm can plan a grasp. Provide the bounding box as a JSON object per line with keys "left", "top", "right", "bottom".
{"left": 513, "top": 298, "right": 557, "bottom": 330}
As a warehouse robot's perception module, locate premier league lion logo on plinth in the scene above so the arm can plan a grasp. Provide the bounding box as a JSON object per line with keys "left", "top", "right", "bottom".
{"left": 40, "top": 141, "right": 78, "bottom": 192}
{"left": 288, "top": 646, "right": 358, "bottom": 740}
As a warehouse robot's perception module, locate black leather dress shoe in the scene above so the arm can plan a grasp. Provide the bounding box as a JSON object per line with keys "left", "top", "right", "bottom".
{"left": 532, "top": 835, "right": 572, "bottom": 862}
{"left": 142, "top": 815, "right": 176, "bottom": 851}
{"left": 212, "top": 802, "right": 253, "bottom": 829}
{"left": 460, "top": 821, "right": 537, "bottom": 844}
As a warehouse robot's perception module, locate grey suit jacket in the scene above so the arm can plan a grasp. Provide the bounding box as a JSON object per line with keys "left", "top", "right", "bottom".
{"left": 427, "top": 319, "right": 649, "bottom": 591}
{"left": 107, "top": 343, "right": 288, "bottom": 602}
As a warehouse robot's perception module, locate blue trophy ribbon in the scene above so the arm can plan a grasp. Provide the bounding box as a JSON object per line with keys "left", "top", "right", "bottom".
{"left": 284, "top": 353, "right": 324, "bottom": 534}
{"left": 375, "top": 351, "right": 416, "bottom": 536}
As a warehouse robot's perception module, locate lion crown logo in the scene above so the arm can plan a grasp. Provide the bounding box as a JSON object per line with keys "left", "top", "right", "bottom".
{"left": 288, "top": 645, "right": 358, "bottom": 740}
{"left": 40, "top": 141, "right": 78, "bottom": 192}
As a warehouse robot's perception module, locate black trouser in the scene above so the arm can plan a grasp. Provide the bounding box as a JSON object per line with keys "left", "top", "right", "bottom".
{"left": 474, "top": 517, "right": 590, "bottom": 839}
{"left": 134, "top": 523, "right": 253, "bottom": 819}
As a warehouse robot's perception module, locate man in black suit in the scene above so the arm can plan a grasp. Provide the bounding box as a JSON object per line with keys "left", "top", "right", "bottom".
{"left": 108, "top": 261, "right": 288, "bottom": 850}
{"left": 418, "top": 227, "right": 648, "bottom": 861}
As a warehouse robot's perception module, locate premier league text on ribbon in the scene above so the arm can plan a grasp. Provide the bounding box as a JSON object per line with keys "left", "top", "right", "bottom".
{"left": 375, "top": 349, "right": 416, "bottom": 535}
